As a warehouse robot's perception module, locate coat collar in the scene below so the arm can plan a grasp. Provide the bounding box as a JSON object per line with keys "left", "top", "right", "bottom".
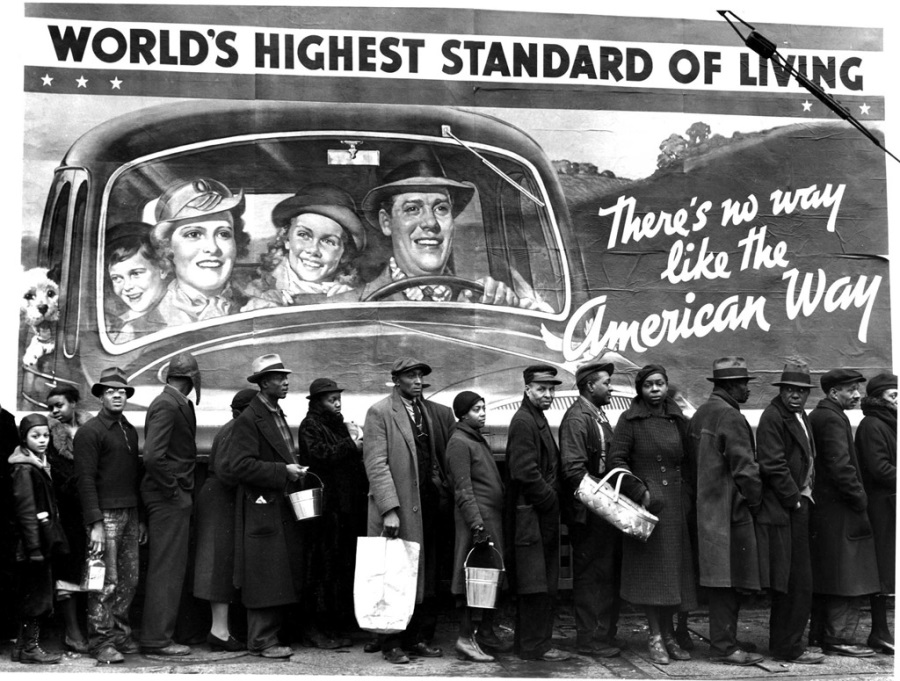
{"left": 814, "top": 396, "right": 850, "bottom": 422}
{"left": 622, "top": 395, "right": 684, "bottom": 421}
{"left": 451, "top": 420, "right": 487, "bottom": 444}
{"left": 710, "top": 387, "right": 740, "bottom": 410}
{"left": 249, "top": 394, "right": 294, "bottom": 464}
{"left": 767, "top": 395, "right": 814, "bottom": 458}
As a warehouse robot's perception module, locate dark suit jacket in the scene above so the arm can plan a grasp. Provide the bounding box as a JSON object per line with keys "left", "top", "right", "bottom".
{"left": 218, "top": 394, "right": 305, "bottom": 609}
{"left": 140, "top": 385, "right": 197, "bottom": 501}
{"left": 559, "top": 397, "right": 612, "bottom": 526}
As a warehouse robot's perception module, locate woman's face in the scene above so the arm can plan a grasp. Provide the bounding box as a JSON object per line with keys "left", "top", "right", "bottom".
{"left": 25, "top": 425, "right": 50, "bottom": 455}
{"left": 881, "top": 388, "right": 898, "bottom": 409}
{"left": 640, "top": 373, "right": 668, "bottom": 407}
{"left": 317, "top": 391, "right": 342, "bottom": 416}
{"left": 170, "top": 213, "right": 236, "bottom": 296}
{"left": 108, "top": 250, "right": 167, "bottom": 314}
{"left": 47, "top": 395, "right": 75, "bottom": 424}
{"left": 462, "top": 400, "right": 486, "bottom": 430}
{"left": 286, "top": 213, "right": 346, "bottom": 283}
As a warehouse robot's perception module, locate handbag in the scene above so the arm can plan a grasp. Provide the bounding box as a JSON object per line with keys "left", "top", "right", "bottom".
{"left": 575, "top": 467, "right": 659, "bottom": 541}
{"left": 353, "top": 536, "right": 420, "bottom": 634}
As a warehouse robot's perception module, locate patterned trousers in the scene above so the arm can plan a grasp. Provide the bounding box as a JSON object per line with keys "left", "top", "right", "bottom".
{"left": 87, "top": 507, "right": 140, "bottom": 653}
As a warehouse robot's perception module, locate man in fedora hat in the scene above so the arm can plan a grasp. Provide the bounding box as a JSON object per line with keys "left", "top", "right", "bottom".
{"left": 506, "top": 365, "right": 571, "bottom": 661}
{"left": 358, "top": 160, "right": 551, "bottom": 310}
{"left": 755, "top": 362, "right": 824, "bottom": 664}
{"left": 687, "top": 357, "right": 764, "bottom": 666}
{"left": 218, "top": 354, "right": 308, "bottom": 659}
{"left": 362, "top": 356, "right": 455, "bottom": 664}
{"left": 139, "top": 353, "right": 202, "bottom": 656}
{"left": 558, "top": 359, "right": 622, "bottom": 659}
{"left": 74, "top": 367, "right": 146, "bottom": 664}
{"left": 808, "top": 368, "right": 879, "bottom": 657}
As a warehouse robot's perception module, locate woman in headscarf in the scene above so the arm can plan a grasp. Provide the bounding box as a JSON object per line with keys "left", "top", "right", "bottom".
{"left": 855, "top": 372, "right": 897, "bottom": 655}
{"left": 607, "top": 364, "right": 696, "bottom": 665}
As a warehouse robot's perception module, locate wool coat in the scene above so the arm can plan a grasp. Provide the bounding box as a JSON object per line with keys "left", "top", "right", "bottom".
{"left": 608, "top": 397, "right": 696, "bottom": 607}
{"left": 140, "top": 385, "right": 197, "bottom": 502}
{"left": 755, "top": 395, "right": 815, "bottom": 593}
{"left": 855, "top": 399, "right": 896, "bottom": 593}
{"left": 559, "top": 397, "right": 612, "bottom": 526}
{"left": 687, "top": 388, "right": 762, "bottom": 590}
{"left": 808, "top": 398, "right": 879, "bottom": 596}
{"left": 445, "top": 421, "right": 505, "bottom": 595}
{"left": 363, "top": 388, "right": 454, "bottom": 603}
{"left": 218, "top": 395, "right": 305, "bottom": 609}
{"left": 193, "top": 418, "right": 239, "bottom": 603}
{"left": 504, "top": 396, "right": 561, "bottom": 596}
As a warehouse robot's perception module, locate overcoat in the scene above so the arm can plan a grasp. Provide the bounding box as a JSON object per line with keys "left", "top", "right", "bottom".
{"left": 755, "top": 395, "right": 815, "bottom": 593}
{"left": 855, "top": 399, "right": 896, "bottom": 593}
{"left": 218, "top": 395, "right": 305, "bottom": 609}
{"left": 504, "top": 396, "right": 560, "bottom": 596}
{"left": 445, "top": 421, "right": 505, "bottom": 595}
{"left": 687, "top": 388, "right": 762, "bottom": 590}
{"left": 140, "top": 385, "right": 197, "bottom": 502}
{"left": 608, "top": 396, "right": 696, "bottom": 607}
{"left": 363, "top": 388, "right": 454, "bottom": 602}
{"left": 808, "top": 398, "right": 879, "bottom": 596}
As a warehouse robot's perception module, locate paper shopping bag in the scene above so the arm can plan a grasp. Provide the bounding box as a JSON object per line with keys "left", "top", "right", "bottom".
{"left": 353, "top": 536, "right": 420, "bottom": 634}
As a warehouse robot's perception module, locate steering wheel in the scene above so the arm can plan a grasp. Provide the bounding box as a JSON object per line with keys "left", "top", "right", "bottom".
{"left": 362, "top": 275, "right": 486, "bottom": 302}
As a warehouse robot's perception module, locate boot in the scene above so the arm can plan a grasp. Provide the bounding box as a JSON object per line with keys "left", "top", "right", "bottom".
{"left": 18, "top": 619, "right": 61, "bottom": 665}
{"left": 11, "top": 621, "right": 25, "bottom": 662}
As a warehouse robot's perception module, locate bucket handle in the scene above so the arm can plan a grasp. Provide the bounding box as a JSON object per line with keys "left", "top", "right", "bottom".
{"left": 590, "top": 466, "right": 645, "bottom": 503}
{"left": 284, "top": 469, "right": 324, "bottom": 495}
{"left": 464, "top": 541, "right": 505, "bottom": 571}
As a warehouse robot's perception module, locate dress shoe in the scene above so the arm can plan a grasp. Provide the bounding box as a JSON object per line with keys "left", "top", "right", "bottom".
{"left": 65, "top": 634, "right": 90, "bottom": 654}
{"left": 606, "top": 635, "right": 629, "bottom": 651}
{"left": 407, "top": 641, "right": 443, "bottom": 657}
{"left": 576, "top": 640, "right": 621, "bottom": 658}
{"left": 737, "top": 640, "right": 758, "bottom": 653}
{"left": 207, "top": 633, "right": 244, "bottom": 652}
{"left": 823, "top": 643, "right": 875, "bottom": 657}
{"left": 773, "top": 650, "right": 825, "bottom": 664}
{"left": 144, "top": 642, "right": 192, "bottom": 656}
{"left": 475, "top": 629, "right": 513, "bottom": 652}
{"left": 710, "top": 649, "right": 764, "bottom": 666}
{"left": 455, "top": 636, "right": 495, "bottom": 662}
{"left": 363, "top": 639, "right": 381, "bottom": 653}
{"left": 647, "top": 635, "right": 670, "bottom": 665}
{"left": 867, "top": 636, "right": 895, "bottom": 655}
{"left": 674, "top": 628, "right": 694, "bottom": 651}
{"left": 250, "top": 645, "right": 293, "bottom": 659}
{"left": 301, "top": 631, "right": 341, "bottom": 649}
{"left": 94, "top": 645, "right": 125, "bottom": 664}
{"left": 116, "top": 638, "right": 140, "bottom": 654}
{"left": 383, "top": 647, "right": 410, "bottom": 664}
{"left": 538, "top": 647, "right": 572, "bottom": 661}
{"left": 662, "top": 636, "right": 691, "bottom": 661}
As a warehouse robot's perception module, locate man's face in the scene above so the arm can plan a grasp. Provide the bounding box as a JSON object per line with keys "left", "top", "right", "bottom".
{"left": 100, "top": 387, "right": 128, "bottom": 415}
{"left": 260, "top": 373, "right": 290, "bottom": 401}
{"left": 525, "top": 381, "right": 555, "bottom": 411}
{"left": 729, "top": 378, "right": 751, "bottom": 404}
{"left": 394, "top": 369, "right": 425, "bottom": 400}
{"left": 831, "top": 381, "right": 862, "bottom": 410}
{"left": 778, "top": 385, "right": 810, "bottom": 413}
{"left": 585, "top": 371, "right": 612, "bottom": 408}
{"left": 379, "top": 191, "right": 455, "bottom": 276}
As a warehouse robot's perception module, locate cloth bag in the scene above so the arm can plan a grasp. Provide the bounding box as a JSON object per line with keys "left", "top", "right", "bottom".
{"left": 353, "top": 536, "right": 420, "bottom": 634}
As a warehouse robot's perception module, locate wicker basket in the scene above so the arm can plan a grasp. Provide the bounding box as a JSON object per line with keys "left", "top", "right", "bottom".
{"left": 575, "top": 467, "right": 659, "bottom": 542}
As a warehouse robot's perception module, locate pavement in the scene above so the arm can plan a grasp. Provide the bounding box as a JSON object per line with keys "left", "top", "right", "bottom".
{"left": 0, "top": 601, "right": 895, "bottom": 678}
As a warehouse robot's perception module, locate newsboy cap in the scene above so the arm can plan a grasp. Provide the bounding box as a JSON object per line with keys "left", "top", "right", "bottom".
{"left": 91, "top": 366, "right": 135, "bottom": 398}
{"left": 230, "top": 388, "right": 258, "bottom": 412}
{"left": 707, "top": 356, "right": 757, "bottom": 382}
{"left": 820, "top": 368, "right": 866, "bottom": 394}
{"left": 575, "top": 360, "right": 614, "bottom": 388}
{"left": 307, "top": 377, "right": 345, "bottom": 400}
{"left": 247, "top": 353, "right": 292, "bottom": 384}
{"left": 866, "top": 372, "right": 896, "bottom": 397}
{"left": 391, "top": 357, "right": 432, "bottom": 376}
{"left": 524, "top": 364, "right": 562, "bottom": 385}
{"left": 772, "top": 361, "right": 814, "bottom": 389}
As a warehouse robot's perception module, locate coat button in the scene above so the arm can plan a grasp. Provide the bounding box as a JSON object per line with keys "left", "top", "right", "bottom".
{"left": 660, "top": 466, "right": 666, "bottom": 472}
{"left": 661, "top": 480, "right": 668, "bottom": 486}
{"left": 412, "top": 505, "right": 419, "bottom": 512}
{"left": 656, "top": 455, "right": 662, "bottom": 462}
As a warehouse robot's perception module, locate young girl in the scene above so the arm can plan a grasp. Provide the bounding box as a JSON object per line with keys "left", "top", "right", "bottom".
{"left": 9, "top": 413, "right": 66, "bottom": 664}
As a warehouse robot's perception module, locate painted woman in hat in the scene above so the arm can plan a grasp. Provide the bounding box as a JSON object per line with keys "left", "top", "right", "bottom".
{"left": 246, "top": 183, "right": 367, "bottom": 305}
{"left": 297, "top": 378, "right": 367, "bottom": 648}
{"left": 855, "top": 372, "right": 897, "bottom": 653}
{"left": 150, "top": 178, "right": 263, "bottom": 326}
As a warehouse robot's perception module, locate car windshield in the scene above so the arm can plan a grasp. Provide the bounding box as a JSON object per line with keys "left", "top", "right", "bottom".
{"left": 100, "top": 132, "right": 567, "bottom": 345}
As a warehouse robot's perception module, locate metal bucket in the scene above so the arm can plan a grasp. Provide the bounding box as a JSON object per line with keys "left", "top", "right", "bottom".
{"left": 464, "top": 543, "right": 504, "bottom": 609}
{"left": 287, "top": 472, "right": 323, "bottom": 521}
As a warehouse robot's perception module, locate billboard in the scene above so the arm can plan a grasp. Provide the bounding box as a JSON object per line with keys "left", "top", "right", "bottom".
{"left": 11, "top": 2, "right": 897, "bottom": 443}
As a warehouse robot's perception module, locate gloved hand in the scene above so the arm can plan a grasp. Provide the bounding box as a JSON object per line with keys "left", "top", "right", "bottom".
{"left": 472, "top": 526, "right": 492, "bottom": 545}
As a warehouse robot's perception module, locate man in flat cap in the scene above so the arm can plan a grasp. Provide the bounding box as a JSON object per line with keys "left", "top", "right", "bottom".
{"left": 362, "top": 357, "right": 455, "bottom": 664}
{"left": 74, "top": 367, "right": 146, "bottom": 664}
{"left": 358, "top": 160, "right": 551, "bottom": 310}
{"left": 755, "top": 362, "right": 824, "bottom": 664}
{"left": 808, "top": 368, "right": 879, "bottom": 657}
{"left": 687, "top": 357, "right": 764, "bottom": 666}
{"left": 140, "top": 352, "right": 202, "bottom": 656}
{"left": 558, "top": 359, "right": 621, "bottom": 658}
{"left": 505, "top": 365, "right": 570, "bottom": 661}
{"left": 218, "top": 354, "right": 308, "bottom": 659}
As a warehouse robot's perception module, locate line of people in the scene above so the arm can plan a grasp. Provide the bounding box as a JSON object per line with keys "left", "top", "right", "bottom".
{"left": 1, "top": 352, "right": 894, "bottom": 668}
